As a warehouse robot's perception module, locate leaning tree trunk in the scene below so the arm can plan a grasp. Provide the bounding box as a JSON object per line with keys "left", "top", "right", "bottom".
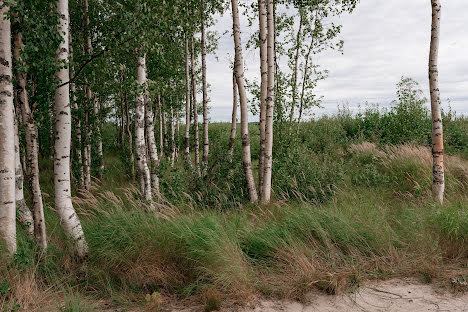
{"left": 258, "top": 0, "right": 268, "bottom": 196}
{"left": 54, "top": 0, "right": 88, "bottom": 258}
{"left": 13, "top": 26, "right": 47, "bottom": 246}
{"left": 429, "top": 0, "right": 444, "bottom": 204}
{"left": 191, "top": 37, "right": 200, "bottom": 174}
{"left": 14, "top": 111, "right": 34, "bottom": 236}
{"left": 227, "top": 72, "right": 238, "bottom": 161}
{"left": 135, "top": 54, "right": 152, "bottom": 205}
{"left": 231, "top": 0, "right": 259, "bottom": 203}
{"left": 262, "top": 0, "right": 275, "bottom": 204}
{"left": 184, "top": 35, "right": 191, "bottom": 164}
{"left": 144, "top": 78, "right": 159, "bottom": 194}
{"left": 0, "top": 3, "right": 16, "bottom": 255}
{"left": 201, "top": 0, "right": 209, "bottom": 168}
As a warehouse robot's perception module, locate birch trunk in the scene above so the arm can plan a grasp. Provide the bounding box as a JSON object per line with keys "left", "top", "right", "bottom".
{"left": 0, "top": 3, "right": 16, "bottom": 254}
{"left": 261, "top": 0, "right": 275, "bottom": 204}
{"left": 135, "top": 54, "right": 152, "bottom": 204}
{"left": 158, "top": 94, "right": 163, "bottom": 159}
{"left": 191, "top": 37, "right": 200, "bottom": 173}
{"left": 429, "top": 0, "right": 444, "bottom": 204}
{"left": 144, "top": 79, "right": 159, "bottom": 193}
{"left": 201, "top": 0, "right": 209, "bottom": 167}
{"left": 83, "top": 0, "right": 93, "bottom": 188}
{"left": 184, "top": 36, "right": 191, "bottom": 163}
{"left": 297, "top": 37, "right": 314, "bottom": 133}
{"left": 231, "top": 0, "right": 258, "bottom": 203}
{"left": 170, "top": 106, "right": 175, "bottom": 167}
{"left": 14, "top": 110, "right": 34, "bottom": 237}
{"left": 13, "top": 26, "right": 47, "bottom": 245}
{"left": 288, "top": 10, "right": 303, "bottom": 124}
{"left": 125, "top": 95, "right": 135, "bottom": 178}
{"left": 228, "top": 72, "right": 238, "bottom": 161}
{"left": 54, "top": 0, "right": 88, "bottom": 258}
{"left": 68, "top": 29, "right": 84, "bottom": 186}
{"left": 94, "top": 99, "right": 103, "bottom": 180}
{"left": 258, "top": 0, "right": 267, "bottom": 196}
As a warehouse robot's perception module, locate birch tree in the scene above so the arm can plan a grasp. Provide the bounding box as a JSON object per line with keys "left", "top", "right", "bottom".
{"left": 228, "top": 72, "right": 238, "bottom": 161}
{"left": 258, "top": 0, "right": 267, "bottom": 197}
{"left": 135, "top": 54, "right": 152, "bottom": 204}
{"left": 261, "top": 0, "right": 275, "bottom": 204}
{"left": 201, "top": 0, "right": 209, "bottom": 169}
{"left": 231, "top": 0, "right": 258, "bottom": 203}
{"left": 54, "top": 0, "right": 88, "bottom": 258}
{"left": 429, "top": 0, "right": 444, "bottom": 204}
{"left": 191, "top": 37, "right": 200, "bottom": 173}
{"left": 13, "top": 21, "right": 47, "bottom": 246}
{"left": 184, "top": 36, "right": 191, "bottom": 163}
{"left": 144, "top": 73, "right": 160, "bottom": 194}
{"left": 0, "top": 2, "right": 16, "bottom": 254}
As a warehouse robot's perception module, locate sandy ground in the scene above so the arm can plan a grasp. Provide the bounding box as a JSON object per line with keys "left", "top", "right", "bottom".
{"left": 166, "top": 278, "right": 468, "bottom": 312}
{"left": 96, "top": 278, "right": 468, "bottom": 312}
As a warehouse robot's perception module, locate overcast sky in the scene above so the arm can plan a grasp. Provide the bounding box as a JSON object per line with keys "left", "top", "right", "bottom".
{"left": 205, "top": 0, "right": 468, "bottom": 122}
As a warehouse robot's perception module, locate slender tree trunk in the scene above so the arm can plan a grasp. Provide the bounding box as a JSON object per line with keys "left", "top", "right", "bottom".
{"left": 262, "top": 0, "right": 275, "bottom": 204}
{"left": 297, "top": 37, "right": 314, "bottom": 133}
{"left": 170, "top": 106, "right": 175, "bottom": 167}
{"left": 228, "top": 72, "right": 238, "bottom": 161}
{"left": 14, "top": 110, "right": 34, "bottom": 237}
{"left": 144, "top": 76, "right": 159, "bottom": 194}
{"left": 68, "top": 26, "right": 84, "bottom": 187}
{"left": 258, "top": 0, "right": 268, "bottom": 196}
{"left": 125, "top": 94, "right": 135, "bottom": 178}
{"left": 201, "top": 0, "right": 209, "bottom": 167}
{"left": 95, "top": 98, "right": 103, "bottom": 180}
{"left": 0, "top": 3, "right": 16, "bottom": 254}
{"left": 231, "top": 0, "right": 258, "bottom": 203}
{"left": 158, "top": 94, "right": 164, "bottom": 159}
{"left": 176, "top": 115, "right": 180, "bottom": 159}
{"left": 135, "top": 54, "right": 152, "bottom": 204}
{"left": 191, "top": 37, "right": 200, "bottom": 173}
{"left": 13, "top": 29, "right": 47, "bottom": 246}
{"left": 55, "top": 0, "right": 88, "bottom": 258}
{"left": 184, "top": 36, "right": 191, "bottom": 164}
{"left": 429, "top": 0, "right": 444, "bottom": 204}
{"left": 162, "top": 97, "right": 168, "bottom": 153}
{"left": 289, "top": 10, "right": 303, "bottom": 124}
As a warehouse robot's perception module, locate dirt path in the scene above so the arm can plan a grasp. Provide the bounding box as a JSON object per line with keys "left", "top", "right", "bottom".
{"left": 166, "top": 278, "right": 468, "bottom": 312}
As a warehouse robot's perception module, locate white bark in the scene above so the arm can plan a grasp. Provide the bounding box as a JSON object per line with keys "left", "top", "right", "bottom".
{"left": 83, "top": 0, "right": 93, "bottom": 189}
{"left": 191, "top": 37, "right": 200, "bottom": 174}
{"left": 14, "top": 110, "right": 34, "bottom": 237}
{"left": 228, "top": 72, "right": 238, "bottom": 161}
{"left": 0, "top": 3, "right": 16, "bottom": 254}
{"left": 184, "top": 36, "right": 191, "bottom": 163}
{"left": 68, "top": 29, "right": 84, "bottom": 186}
{"left": 135, "top": 54, "right": 152, "bottom": 204}
{"left": 54, "top": 0, "right": 88, "bottom": 258}
{"left": 261, "top": 0, "right": 275, "bottom": 204}
{"left": 231, "top": 0, "right": 259, "bottom": 203}
{"left": 158, "top": 94, "right": 164, "bottom": 159}
{"left": 429, "top": 0, "right": 444, "bottom": 204}
{"left": 144, "top": 76, "right": 159, "bottom": 194}
{"left": 201, "top": 0, "right": 209, "bottom": 167}
{"left": 170, "top": 106, "right": 175, "bottom": 167}
{"left": 258, "top": 0, "right": 267, "bottom": 196}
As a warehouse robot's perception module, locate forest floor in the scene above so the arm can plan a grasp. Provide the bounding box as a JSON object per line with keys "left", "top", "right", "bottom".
{"left": 92, "top": 278, "right": 468, "bottom": 312}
